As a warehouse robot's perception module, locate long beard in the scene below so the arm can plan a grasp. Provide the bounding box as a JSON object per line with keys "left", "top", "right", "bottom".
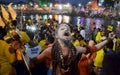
{"left": 52, "top": 40, "right": 77, "bottom": 75}
{"left": 63, "top": 40, "right": 73, "bottom": 48}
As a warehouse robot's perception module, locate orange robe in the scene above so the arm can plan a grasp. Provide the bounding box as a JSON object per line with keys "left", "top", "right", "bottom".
{"left": 78, "top": 53, "right": 96, "bottom": 75}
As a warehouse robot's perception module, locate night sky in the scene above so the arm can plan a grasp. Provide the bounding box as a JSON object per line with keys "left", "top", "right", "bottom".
{"left": 55, "top": 0, "right": 90, "bottom": 5}
{"left": 0, "top": 0, "right": 90, "bottom": 5}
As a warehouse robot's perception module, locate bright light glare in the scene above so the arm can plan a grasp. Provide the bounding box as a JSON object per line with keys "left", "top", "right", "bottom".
{"left": 88, "top": 1, "right": 92, "bottom": 4}
{"left": 14, "top": 5, "right": 17, "bottom": 8}
{"left": 98, "top": 2, "right": 102, "bottom": 6}
{"left": 31, "top": 26, "right": 36, "bottom": 31}
{"left": 77, "top": 17, "right": 80, "bottom": 25}
{"left": 67, "top": 3, "right": 70, "bottom": 6}
{"left": 26, "top": 26, "right": 30, "bottom": 30}
{"left": 78, "top": 4, "right": 81, "bottom": 7}
{"left": 63, "top": 16, "right": 70, "bottom": 23}
{"left": 58, "top": 15, "right": 62, "bottom": 23}
{"left": 100, "top": 0, "right": 104, "bottom": 2}
{"left": 50, "top": 3, "right": 53, "bottom": 7}
{"left": 43, "top": 15, "right": 48, "bottom": 20}
{"left": 43, "top": 4, "right": 47, "bottom": 7}
{"left": 49, "top": 15, "right": 53, "bottom": 19}
{"left": 22, "top": 4, "right": 25, "bottom": 7}
{"left": 118, "top": 21, "right": 120, "bottom": 25}
{"left": 59, "top": 5, "right": 62, "bottom": 10}
{"left": 30, "top": 15, "right": 33, "bottom": 20}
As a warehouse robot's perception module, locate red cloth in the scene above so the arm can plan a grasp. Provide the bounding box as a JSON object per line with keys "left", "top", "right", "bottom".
{"left": 78, "top": 53, "right": 96, "bottom": 75}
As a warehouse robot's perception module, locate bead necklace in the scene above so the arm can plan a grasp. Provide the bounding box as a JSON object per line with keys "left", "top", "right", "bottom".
{"left": 58, "top": 43, "right": 76, "bottom": 72}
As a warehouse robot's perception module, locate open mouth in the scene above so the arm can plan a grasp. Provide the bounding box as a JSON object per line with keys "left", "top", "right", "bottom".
{"left": 64, "top": 32, "right": 70, "bottom": 36}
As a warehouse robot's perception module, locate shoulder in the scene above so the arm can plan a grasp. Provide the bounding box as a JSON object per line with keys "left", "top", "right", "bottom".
{"left": 36, "top": 47, "right": 52, "bottom": 61}
{"left": 44, "top": 47, "right": 52, "bottom": 52}
{"left": 41, "top": 47, "right": 52, "bottom": 57}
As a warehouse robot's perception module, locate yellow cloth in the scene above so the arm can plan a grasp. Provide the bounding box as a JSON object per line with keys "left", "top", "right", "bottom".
{"left": 95, "top": 32, "right": 101, "bottom": 43}
{"left": 39, "top": 40, "right": 46, "bottom": 50}
{"left": 16, "top": 49, "right": 23, "bottom": 60}
{"left": 0, "top": 40, "right": 16, "bottom": 75}
{"left": 117, "top": 38, "right": 120, "bottom": 44}
{"left": 71, "top": 32, "right": 74, "bottom": 36}
{"left": 79, "top": 40, "right": 86, "bottom": 47}
{"left": 20, "top": 31, "right": 30, "bottom": 43}
{"left": 73, "top": 40, "right": 80, "bottom": 46}
{"left": 95, "top": 33, "right": 106, "bottom": 68}
{"left": 8, "top": 3, "right": 17, "bottom": 20}
{"left": 107, "top": 25, "right": 113, "bottom": 31}
{"left": 94, "top": 49, "right": 104, "bottom": 68}
{"left": 95, "top": 31, "right": 106, "bottom": 43}
{"left": 45, "top": 20, "right": 49, "bottom": 26}
{"left": 113, "top": 43, "right": 116, "bottom": 51}
{"left": 113, "top": 38, "right": 120, "bottom": 51}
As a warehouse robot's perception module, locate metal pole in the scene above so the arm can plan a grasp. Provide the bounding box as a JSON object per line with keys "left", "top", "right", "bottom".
{"left": 20, "top": 49, "right": 32, "bottom": 75}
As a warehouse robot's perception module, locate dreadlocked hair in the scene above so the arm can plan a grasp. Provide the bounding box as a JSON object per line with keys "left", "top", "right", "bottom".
{"left": 52, "top": 40, "right": 77, "bottom": 75}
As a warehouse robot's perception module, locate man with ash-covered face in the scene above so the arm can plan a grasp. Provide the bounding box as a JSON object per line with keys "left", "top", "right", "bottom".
{"left": 30, "top": 23, "right": 115, "bottom": 75}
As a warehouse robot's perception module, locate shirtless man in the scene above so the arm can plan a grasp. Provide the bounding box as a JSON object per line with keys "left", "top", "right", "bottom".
{"left": 30, "top": 23, "right": 115, "bottom": 75}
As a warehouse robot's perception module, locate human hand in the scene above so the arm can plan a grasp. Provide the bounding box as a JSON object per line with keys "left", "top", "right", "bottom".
{"left": 108, "top": 32, "right": 115, "bottom": 40}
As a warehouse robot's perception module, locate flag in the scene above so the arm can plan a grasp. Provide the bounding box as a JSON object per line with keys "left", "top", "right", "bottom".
{"left": 0, "top": 16, "right": 5, "bottom": 28}
{"left": 8, "top": 3, "right": 17, "bottom": 20}
{"left": 1, "top": 5, "right": 9, "bottom": 22}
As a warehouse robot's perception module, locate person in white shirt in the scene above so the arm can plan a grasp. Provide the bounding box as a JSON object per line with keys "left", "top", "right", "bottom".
{"left": 80, "top": 27, "right": 86, "bottom": 39}
{"left": 25, "top": 41, "right": 41, "bottom": 64}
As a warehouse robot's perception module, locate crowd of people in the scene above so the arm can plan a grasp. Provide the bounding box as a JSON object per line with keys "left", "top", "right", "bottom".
{"left": 0, "top": 3, "right": 120, "bottom": 75}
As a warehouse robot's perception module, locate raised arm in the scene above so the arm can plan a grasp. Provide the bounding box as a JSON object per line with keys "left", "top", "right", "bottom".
{"left": 77, "top": 32, "right": 115, "bottom": 54}
{"left": 29, "top": 47, "right": 52, "bottom": 67}
{"left": 37, "top": 47, "right": 52, "bottom": 62}
{"left": 95, "top": 32, "right": 115, "bottom": 50}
